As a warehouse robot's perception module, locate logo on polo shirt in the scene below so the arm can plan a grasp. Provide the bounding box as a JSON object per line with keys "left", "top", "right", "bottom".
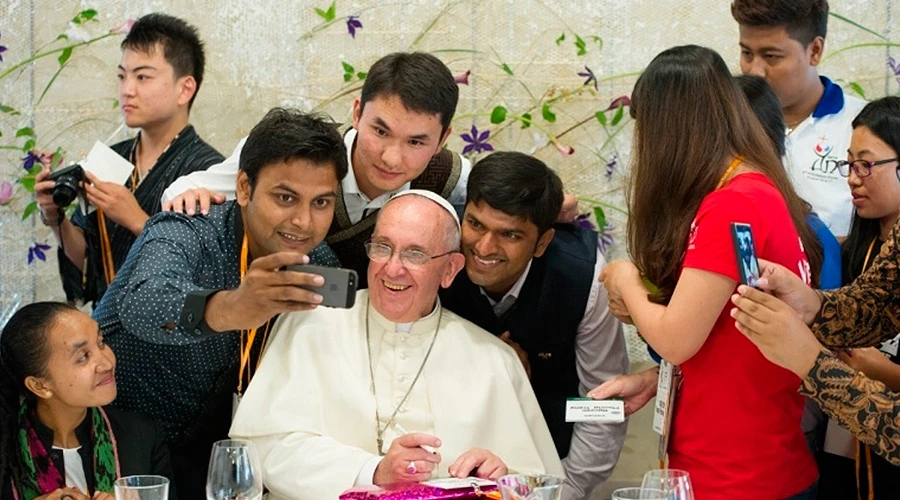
{"left": 809, "top": 135, "right": 841, "bottom": 177}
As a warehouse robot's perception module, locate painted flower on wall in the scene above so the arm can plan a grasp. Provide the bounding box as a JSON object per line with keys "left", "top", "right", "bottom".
{"left": 454, "top": 70, "right": 471, "bottom": 85}
{"left": 22, "top": 151, "right": 49, "bottom": 171}
{"left": 0, "top": 181, "right": 13, "bottom": 205}
{"left": 461, "top": 125, "right": 493, "bottom": 155}
{"left": 0, "top": 29, "right": 7, "bottom": 62}
{"left": 346, "top": 15, "right": 363, "bottom": 38}
{"left": 578, "top": 66, "right": 597, "bottom": 91}
{"left": 888, "top": 56, "right": 900, "bottom": 90}
{"left": 605, "top": 154, "right": 617, "bottom": 180}
{"left": 27, "top": 242, "right": 51, "bottom": 264}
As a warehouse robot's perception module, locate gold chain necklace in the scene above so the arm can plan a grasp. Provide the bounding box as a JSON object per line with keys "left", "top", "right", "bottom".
{"left": 365, "top": 297, "right": 442, "bottom": 455}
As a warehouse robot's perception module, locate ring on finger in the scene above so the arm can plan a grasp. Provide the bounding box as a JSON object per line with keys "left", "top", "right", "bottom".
{"left": 406, "top": 460, "right": 417, "bottom": 474}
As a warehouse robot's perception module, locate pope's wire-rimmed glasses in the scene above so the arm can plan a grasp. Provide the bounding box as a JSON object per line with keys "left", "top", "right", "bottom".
{"left": 364, "top": 240, "right": 456, "bottom": 268}
{"left": 836, "top": 157, "right": 899, "bottom": 178}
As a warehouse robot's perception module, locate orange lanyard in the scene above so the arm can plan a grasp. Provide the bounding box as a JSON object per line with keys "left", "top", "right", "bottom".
{"left": 715, "top": 156, "right": 744, "bottom": 190}
{"left": 96, "top": 169, "right": 140, "bottom": 286}
{"left": 854, "top": 237, "right": 879, "bottom": 500}
{"left": 237, "top": 234, "right": 272, "bottom": 394}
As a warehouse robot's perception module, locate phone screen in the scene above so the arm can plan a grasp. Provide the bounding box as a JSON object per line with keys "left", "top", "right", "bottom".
{"left": 730, "top": 222, "right": 760, "bottom": 287}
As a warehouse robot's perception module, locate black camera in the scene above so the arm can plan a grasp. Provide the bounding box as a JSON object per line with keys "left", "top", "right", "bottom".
{"left": 48, "top": 164, "right": 85, "bottom": 207}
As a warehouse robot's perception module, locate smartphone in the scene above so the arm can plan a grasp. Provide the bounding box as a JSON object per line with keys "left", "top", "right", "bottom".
{"left": 283, "top": 265, "right": 358, "bottom": 308}
{"left": 730, "top": 222, "right": 761, "bottom": 287}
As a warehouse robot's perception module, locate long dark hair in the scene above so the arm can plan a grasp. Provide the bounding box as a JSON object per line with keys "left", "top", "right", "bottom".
{"left": 0, "top": 302, "right": 77, "bottom": 494}
{"left": 842, "top": 97, "right": 900, "bottom": 283}
{"left": 627, "top": 45, "right": 822, "bottom": 303}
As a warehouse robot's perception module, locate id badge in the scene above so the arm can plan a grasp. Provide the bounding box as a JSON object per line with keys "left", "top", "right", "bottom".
{"left": 653, "top": 360, "right": 681, "bottom": 464}
{"left": 232, "top": 392, "right": 243, "bottom": 420}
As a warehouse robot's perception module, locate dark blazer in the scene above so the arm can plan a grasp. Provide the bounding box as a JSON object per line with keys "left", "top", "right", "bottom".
{"left": 2, "top": 406, "right": 177, "bottom": 500}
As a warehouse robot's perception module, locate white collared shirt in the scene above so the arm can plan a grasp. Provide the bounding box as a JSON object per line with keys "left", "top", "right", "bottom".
{"left": 480, "top": 260, "right": 533, "bottom": 317}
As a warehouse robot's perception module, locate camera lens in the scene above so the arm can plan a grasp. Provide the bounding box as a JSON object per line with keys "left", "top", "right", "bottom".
{"left": 51, "top": 175, "right": 79, "bottom": 207}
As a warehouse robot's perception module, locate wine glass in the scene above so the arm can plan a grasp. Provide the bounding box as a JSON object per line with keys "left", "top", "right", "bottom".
{"left": 640, "top": 469, "right": 695, "bottom": 500}
{"left": 206, "top": 439, "right": 263, "bottom": 500}
{"left": 610, "top": 487, "right": 668, "bottom": 500}
{"left": 114, "top": 475, "right": 169, "bottom": 500}
{"left": 497, "top": 474, "right": 564, "bottom": 500}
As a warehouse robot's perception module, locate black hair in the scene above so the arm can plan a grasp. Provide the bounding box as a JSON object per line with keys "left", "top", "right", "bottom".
{"left": 843, "top": 97, "right": 900, "bottom": 283}
{"left": 122, "top": 13, "right": 206, "bottom": 108}
{"left": 731, "top": 0, "right": 829, "bottom": 46}
{"left": 736, "top": 75, "right": 786, "bottom": 156}
{"left": 239, "top": 108, "right": 348, "bottom": 192}
{"left": 466, "top": 152, "right": 563, "bottom": 235}
{"left": 359, "top": 52, "right": 458, "bottom": 135}
{"left": 0, "top": 302, "right": 77, "bottom": 495}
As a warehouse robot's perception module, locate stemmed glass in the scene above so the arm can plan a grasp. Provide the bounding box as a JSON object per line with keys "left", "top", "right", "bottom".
{"left": 640, "top": 469, "right": 695, "bottom": 500}
{"left": 206, "top": 439, "right": 263, "bottom": 500}
{"left": 610, "top": 487, "right": 668, "bottom": 500}
{"left": 114, "top": 475, "right": 169, "bottom": 500}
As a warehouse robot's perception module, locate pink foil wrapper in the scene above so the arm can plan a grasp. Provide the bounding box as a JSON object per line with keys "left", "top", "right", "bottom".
{"left": 340, "top": 482, "right": 497, "bottom": 500}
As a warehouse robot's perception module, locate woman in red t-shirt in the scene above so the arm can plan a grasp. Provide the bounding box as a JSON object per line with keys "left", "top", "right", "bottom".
{"left": 601, "top": 45, "right": 823, "bottom": 498}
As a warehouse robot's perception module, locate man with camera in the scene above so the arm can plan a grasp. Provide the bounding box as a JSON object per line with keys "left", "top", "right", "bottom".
{"left": 91, "top": 108, "right": 346, "bottom": 498}
{"left": 34, "top": 13, "right": 223, "bottom": 306}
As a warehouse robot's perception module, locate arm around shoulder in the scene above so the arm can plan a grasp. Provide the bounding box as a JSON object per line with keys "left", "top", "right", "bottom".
{"left": 161, "top": 137, "right": 245, "bottom": 203}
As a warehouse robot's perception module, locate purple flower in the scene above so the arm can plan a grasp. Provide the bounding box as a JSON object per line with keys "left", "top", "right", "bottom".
{"left": 22, "top": 151, "right": 49, "bottom": 171}
{"left": 888, "top": 56, "right": 900, "bottom": 89}
{"left": 578, "top": 66, "right": 597, "bottom": 91}
{"left": 0, "top": 180, "right": 13, "bottom": 205}
{"left": 0, "top": 29, "right": 7, "bottom": 62}
{"left": 605, "top": 154, "right": 618, "bottom": 180}
{"left": 574, "top": 213, "right": 595, "bottom": 231}
{"left": 27, "top": 242, "right": 51, "bottom": 264}
{"left": 454, "top": 70, "right": 471, "bottom": 86}
{"left": 460, "top": 125, "right": 494, "bottom": 155}
{"left": 346, "top": 16, "right": 363, "bottom": 38}
{"left": 597, "top": 223, "right": 615, "bottom": 254}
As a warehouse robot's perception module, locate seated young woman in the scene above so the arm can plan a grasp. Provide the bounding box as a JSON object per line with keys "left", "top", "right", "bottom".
{"left": 0, "top": 302, "right": 176, "bottom": 500}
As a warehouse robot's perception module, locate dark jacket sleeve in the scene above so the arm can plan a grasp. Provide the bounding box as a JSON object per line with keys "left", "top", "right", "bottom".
{"left": 814, "top": 218, "right": 900, "bottom": 347}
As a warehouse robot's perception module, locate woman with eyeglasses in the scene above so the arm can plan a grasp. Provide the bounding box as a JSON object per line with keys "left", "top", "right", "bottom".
{"left": 817, "top": 96, "right": 900, "bottom": 499}
{"left": 0, "top": 302, "right": 176, "bottom": 500}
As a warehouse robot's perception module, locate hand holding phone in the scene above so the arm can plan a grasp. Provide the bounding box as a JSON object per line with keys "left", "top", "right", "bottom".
{"left": 283, "top": 265, "right": 358, "bottom": 308}
{"left": 730, "top": 222, "right": 761, "bottom": 287}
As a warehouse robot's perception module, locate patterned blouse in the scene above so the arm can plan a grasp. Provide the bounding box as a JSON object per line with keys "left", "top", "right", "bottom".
{"left": 800, "top": 221, "right": 900, "bottom": 466}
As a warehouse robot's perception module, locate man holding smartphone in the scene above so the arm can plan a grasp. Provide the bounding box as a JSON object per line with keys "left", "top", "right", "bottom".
{"left": 92, "top": 108, "right": 346, "bottom": 498}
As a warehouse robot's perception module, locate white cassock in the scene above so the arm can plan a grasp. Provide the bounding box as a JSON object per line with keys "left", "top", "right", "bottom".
{"left": 230, "top": 290, "right": 563, "bottom": 500}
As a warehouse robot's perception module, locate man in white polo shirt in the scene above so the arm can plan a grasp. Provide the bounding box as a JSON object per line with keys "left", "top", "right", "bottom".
{"left": 733, "top": 0, "right": 866, "bottom": 238}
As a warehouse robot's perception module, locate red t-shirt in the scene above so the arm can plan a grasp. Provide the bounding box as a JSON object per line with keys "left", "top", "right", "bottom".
{"left": 669, "top": 173, "right": 817, "bottom": 498}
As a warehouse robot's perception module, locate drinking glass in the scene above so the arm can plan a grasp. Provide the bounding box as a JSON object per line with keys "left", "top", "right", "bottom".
{"left": 610, "top": 487, "right": 668, "bottom": 500}
{"left": 206, "top": 439, "right": 263, "bottom": 500}
{"left": 640, "top": 469, "right": 695, "bottom": 500}
{"left": 497, "top": 474, "right": 563, "bottom": 500}
{"left": 114, "top": 475, "right": 169, "bottom": 500}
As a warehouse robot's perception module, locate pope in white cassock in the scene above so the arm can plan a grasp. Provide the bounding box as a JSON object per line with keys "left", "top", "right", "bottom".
{"left": 230, "top": 190, "right": 563, "bottom": 500}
